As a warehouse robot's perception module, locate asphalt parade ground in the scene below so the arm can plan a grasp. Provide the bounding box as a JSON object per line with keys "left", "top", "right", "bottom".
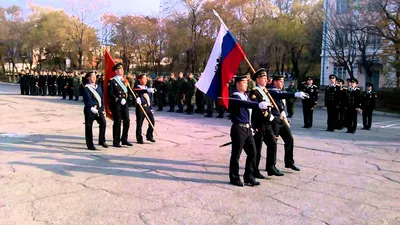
{"left": 0, "top": 83, "right": 399, "bottom": 225}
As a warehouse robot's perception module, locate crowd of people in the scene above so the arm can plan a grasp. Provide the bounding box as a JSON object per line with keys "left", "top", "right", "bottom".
{"left": 16, "top": 67, "right": 377, "bottom": 187}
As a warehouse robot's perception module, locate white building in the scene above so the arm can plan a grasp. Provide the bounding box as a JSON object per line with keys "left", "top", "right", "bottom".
{"left": 320, "top": 0, "right": 396, "bottom": 89}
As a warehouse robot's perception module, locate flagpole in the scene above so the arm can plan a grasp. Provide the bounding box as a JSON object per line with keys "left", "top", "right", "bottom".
{"left": 212, "top": 9, "right": 289, "bottom": 128}
{"left": 125, "top": 82, "right": 158, "bottom": 136}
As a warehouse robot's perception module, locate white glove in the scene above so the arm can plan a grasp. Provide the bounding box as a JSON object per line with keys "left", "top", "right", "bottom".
{"left": 280, "top": 111, "right": 287, "bottom": 120}
{"left": 136, "top": 97, "right": 142, "bottom": 105}
{"left": 90, "top": 107, "right": 98, "bottom": 114}
{"left": 295, "top": 91, "right": 307, "bottom": 99}
{"left": 258, "top": 101, "right": 271, "bottom": 110}
{"left": 120, "top": 98, "right": 126, "bottom": 105}
{"left": 269, "top": 114, "right": 275, "bottom": 122}
{"left": 251, "top": 128, "right": 255, "bottom": 136}
{"left": 147, "top": 88, "right": 155, "bottom": 93}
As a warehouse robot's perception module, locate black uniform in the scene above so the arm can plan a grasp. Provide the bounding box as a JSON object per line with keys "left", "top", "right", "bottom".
{"left": 135, "top": 85, "right": 156, "bottom": 143}
{"left": 325, "top": 84, "right": 341, "bottom": 131}
{"left": 82, "top": 83, "right": 106, "bottom": 149}
{"left": 361, "top": 90, "right": 376, "bottom": 130}
{"left": 68, "top": 76, "right": 74, "bottom": 100}
{"left": 195, "top": 88, "right": 205, "bottom": 113}
{"left": 107, "top": 77, "right": 131, "bottom": 146}
{"left": 268, "top": 86, "right": 297, "bottom": 168}
{"left": 61, "top": 75, "right": 68, "bottom": 99}
{"left": 337, "top": 85, "right": 348, "bottom": 130}
{"left": 228, "top": 90, "right": 259, "bottom": 186}
{"left": 249, "top": 86, "right": 278, "bottom": 175}
{"left": 301, "top": 84, "right": 318, "bottom": 128}
{"left": 18, "top": 73, "right": 24, "bottom": 95}
{"left": 346, "top": 87, "right": 361, "bottom": 133}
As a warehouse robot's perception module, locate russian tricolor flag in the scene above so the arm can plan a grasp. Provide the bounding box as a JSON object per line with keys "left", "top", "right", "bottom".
{"left": 195, "top": 10, "right": 246, "bottom": 109}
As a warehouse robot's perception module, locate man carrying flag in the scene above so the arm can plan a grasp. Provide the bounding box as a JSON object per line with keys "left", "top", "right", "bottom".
{"left": 107, "top": 63, "right": 133, "bottom": 147}
{"left": 196, "top": 10, "right": 270, "bottom": 186}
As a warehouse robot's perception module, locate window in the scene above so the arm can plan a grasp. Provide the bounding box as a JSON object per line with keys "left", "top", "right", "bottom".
{"left": 334, "top": 28, "right": 348, "bottom": 46}
{"left": 336, "top": 0, "right": 349, "bottom": 14}
{"left": 333, "top": 66, "right": 347, "bottom": 80}
{"left": 367, "top": 33, "right": 381, "bottom": 46}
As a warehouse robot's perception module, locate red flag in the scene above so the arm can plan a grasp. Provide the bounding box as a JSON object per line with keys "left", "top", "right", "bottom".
{"left": 103, "top": 50, "right": 116, "bottom": 120}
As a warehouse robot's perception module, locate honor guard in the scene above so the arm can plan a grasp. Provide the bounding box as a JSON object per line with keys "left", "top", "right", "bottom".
{"left": 134, "top": 73, "right": 156, "bottom": 144}
{"left": 249, "top": 68, "right": 283, "bottom": 177}
{"left": 107, "top": 63, "right": 132, "bottom": 147}
{"left": 301, "top": 76, "right": 318, "bottom": 128}
{"left": 268, "top": 75, "right": 307, "bottom": 172}
{"left": 82, "top": 71, "right": 108, "bottom": 150}
{"left": 337, "top": 79, "right": 347, "bottom": 130}
{"left": 229, "top": 74, "right": 270, "bottom": 187}
{"left": 324, "top": 74, "right": 341, "bottom": 131}
{"left": 361, "top": 82, "right": 377, "bottom": 130}
{"left": 346, "top": 78, "right": 361, "bottom": 133}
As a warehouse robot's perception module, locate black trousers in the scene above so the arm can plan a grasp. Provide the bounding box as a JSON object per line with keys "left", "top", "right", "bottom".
{"left": 136, "top": 106, "right": 155, "bottom": 142}
{"left": 253, "top": 124, "right": 277, "bottom": 172}
{"left": 84, "top": 107, "right": 106, "bottom": 148}
{"left": 272, "top": 119, "right": 295, "bottom": 166}
{"left": 168, "top": 93, "right": 175, "bottom": 111}
{"left": 229, "top": 124, "right": 256, "bottom": 182}
{"left": 68, "top": 88, "right": 74, "bottom": 100}
{"left": 62, "top": 88, "right": 67, "bottom": 99}
{"left": 24, "top": 85, "right": 30, "bottom": 95}
{"left": 186, "top": 94, "right": 194, "bottom": 113}
{"left": 346, "top": 108, "right": 358, "bottom": 133}
{"left": 40, "top": 85, "right": 47, "bottom": 96}
{"left": 337, "top": 106, "right": 346, "bottom": 130}
{"left": 111, "top": 105, "right": 130, "bottom": 145}
{"left": 176, "top": 93, "right": 184, "bottom": 111}
{"left": 362, "top": 109, "right": 373, "bottom": 129}
{"left": 157, "top": 93, "right": 165, "bottom": 110}
{"left": 20, "top": 83, "right": 24, "bottom": 95}
{"left": 326, "top": 106, "right": 338, "bottom": 131}
{"left": 195, "top": 91, "right": 204, "bottom": 113}
{"left": 58, "top": 85, "right": 62, "bottom": 96}
{"left": 302, "top": 104, "right": 314, "bottom": 128}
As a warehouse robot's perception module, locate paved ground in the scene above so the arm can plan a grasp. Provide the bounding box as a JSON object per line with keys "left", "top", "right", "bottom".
{"left": 0, "top": 83, "right": 399, "bottom": 225}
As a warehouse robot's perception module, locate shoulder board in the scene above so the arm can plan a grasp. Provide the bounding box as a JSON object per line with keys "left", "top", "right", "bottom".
{"left": 252, "top": 87, "right": 257, "bottom": 90}
{"left": 312, "top": 85, "right": 317, "bottom": 88}
{"left": 110, "top": 78, "right": 114, "bottom": 80}
{"left": 355, "top": 87, "right": 360, "bottom": 90}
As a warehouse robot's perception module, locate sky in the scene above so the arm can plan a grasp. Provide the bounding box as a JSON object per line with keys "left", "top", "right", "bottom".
{"left": 1, "top": 0, "right": 162, "bottom": 17}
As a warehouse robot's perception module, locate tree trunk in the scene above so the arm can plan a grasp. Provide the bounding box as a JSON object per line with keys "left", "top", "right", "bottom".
{"left": 395, "top": 44, "right": 400, "bottom": 88}
{"left": 78, "top": 50, "right": 83, "bottom": 70}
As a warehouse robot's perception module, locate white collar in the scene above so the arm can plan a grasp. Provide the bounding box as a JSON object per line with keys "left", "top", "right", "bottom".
{"left": 114, "top": 75, "right": 122, "bottom": 81}
{"left": 138, "top": 84, "right": 147, "bottom": 89}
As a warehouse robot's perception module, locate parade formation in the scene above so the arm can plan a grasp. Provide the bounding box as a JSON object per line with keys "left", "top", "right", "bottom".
{"left": 16, "top": 64, "right": 378, "bottom": 187}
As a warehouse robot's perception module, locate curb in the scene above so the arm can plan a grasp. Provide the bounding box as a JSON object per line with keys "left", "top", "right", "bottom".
{"left": 0, "top": 81, "right": 18, "bottom": 86}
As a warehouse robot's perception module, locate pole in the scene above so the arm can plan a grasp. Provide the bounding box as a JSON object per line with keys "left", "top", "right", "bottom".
{"left": 126, "top": 82, "right": 158, "bottom": 136}
{"left": 243, "top": 56, "right": 290, "bottom": 128}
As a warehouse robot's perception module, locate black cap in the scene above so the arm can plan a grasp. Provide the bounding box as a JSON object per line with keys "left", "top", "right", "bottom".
{"left": 112, "top": 63, "right": 123, "bottom": 71}
{"left": 329, "top": 74, "right": 337, "bottom": 79}
{"left": 137, "top": 73, "right": 146, "bottom": 79}
{"left": 233, "top": 74, "right": 248, "bottom": 82}
{"left": 349, "top": 78, "right": 358, "bottom": 84}
{"left": 306, "top": 76, "right": 314, "bottom": 81}
{"left": 85, "top": 71, "right": 95, "bottom": 79}
{"left": 337, "top": 78, "right": 344, "bottom": 83}
{"left": 366, "top": 82, "right": 373, "bottom": 87}
{"left": 346, "top": 78, "right": 351, "bottom": 82}
{"left": 252, "top": 68, "right": 267, "bottom": 81}
{"left": 272, "top": 74, "right": 285, "bottom": 81}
